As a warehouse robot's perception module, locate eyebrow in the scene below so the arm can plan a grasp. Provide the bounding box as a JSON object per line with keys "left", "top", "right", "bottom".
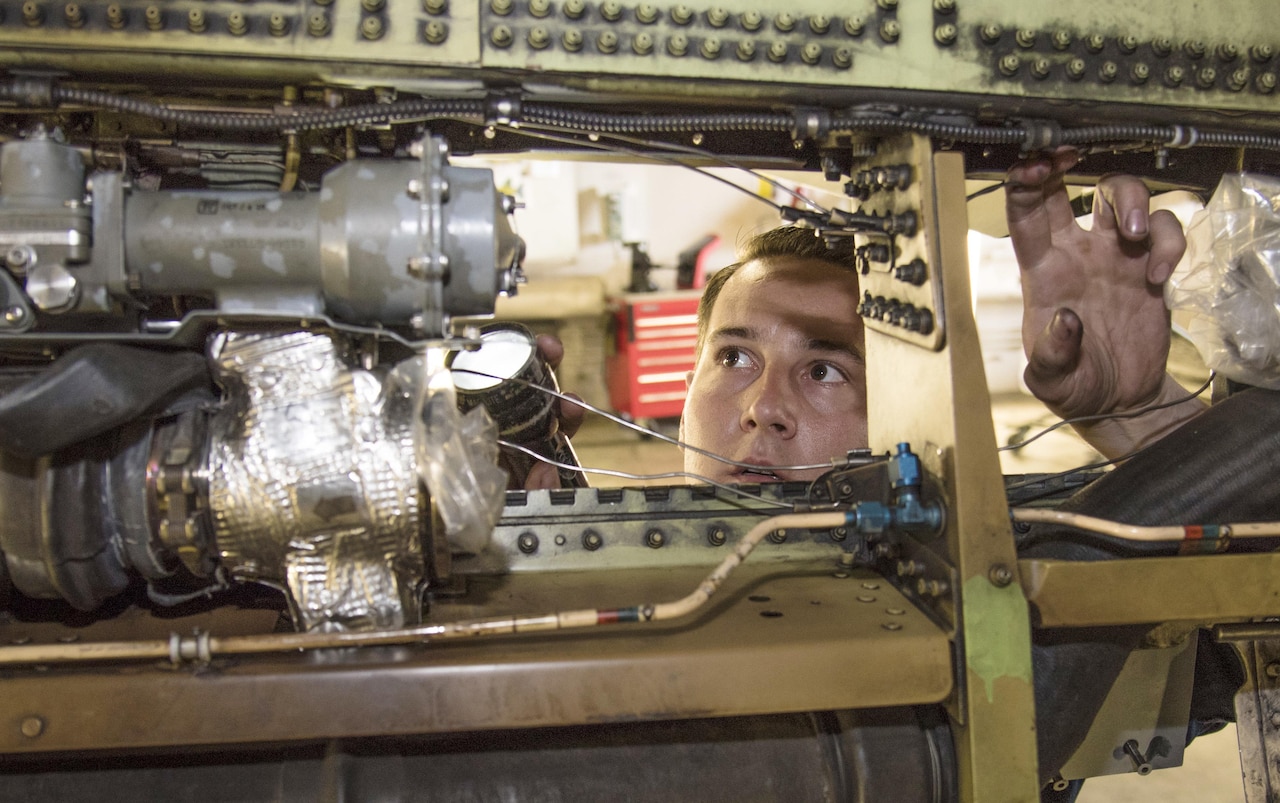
{"left": 709, "top": 326, "right": 865, "bottom": 363}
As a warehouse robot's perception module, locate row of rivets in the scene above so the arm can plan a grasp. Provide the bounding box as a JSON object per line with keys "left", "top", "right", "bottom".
{"left": 996, "top": 53, "right": 1276, "bottom": 92}
{"left": 15, "top": 2, "right": 301, "bottom": 36}
{"left": 486, "top": 0, "right": 890, "bottom": 40}
{"left": 494, "top": 26, "right": 852, "bottom": 65}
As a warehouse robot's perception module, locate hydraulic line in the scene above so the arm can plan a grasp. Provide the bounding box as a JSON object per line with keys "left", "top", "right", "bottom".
{"left": 0, "top": 511, "right": 850, "bottom": 667}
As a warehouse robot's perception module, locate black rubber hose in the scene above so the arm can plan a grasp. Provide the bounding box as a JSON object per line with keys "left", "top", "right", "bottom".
{"left": 1024, "top": 387, "right": 1280, "bottom": 785}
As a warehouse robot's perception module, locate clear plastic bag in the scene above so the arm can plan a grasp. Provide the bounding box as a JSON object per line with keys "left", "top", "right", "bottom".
{"left": 387, "top": 348, "right": 507, "bottom": 554}
{"left": 1167, "top": 173, "right": 1280, "bottom": 389}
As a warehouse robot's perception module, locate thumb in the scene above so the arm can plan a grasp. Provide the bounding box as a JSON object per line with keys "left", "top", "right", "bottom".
{"left": 1024, "top": 308, "right": 1083, "bottom": 395}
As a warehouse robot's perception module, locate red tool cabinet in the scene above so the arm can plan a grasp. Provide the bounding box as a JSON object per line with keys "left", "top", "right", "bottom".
{"left": 607, "top": 290, "right": 702, "bottom": 421}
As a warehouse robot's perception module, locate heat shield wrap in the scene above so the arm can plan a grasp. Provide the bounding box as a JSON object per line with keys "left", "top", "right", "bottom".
{"left": 208, "top": 331, "right": 423, "bottom": 632}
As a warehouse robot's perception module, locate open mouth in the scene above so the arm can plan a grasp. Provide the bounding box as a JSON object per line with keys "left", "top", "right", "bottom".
{"left": 735, "top": 467, "right": 781, "bottom": 482}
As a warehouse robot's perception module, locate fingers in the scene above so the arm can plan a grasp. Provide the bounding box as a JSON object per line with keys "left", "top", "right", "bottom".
{"left": 1147, "top": 209, "right": 1187, "bottom": 285}
{"left": 536, "top": 333, "right": 565, "bottom": 371}
{"left": 1093, "top": 174, "right": 1152, "bottom": 240}
{"left": 1023, "top": 308, "right": 1083, "bottom": 397}
{"left": 1005, "top": 148, "right": 1081, "bottom": 268}
{"left": 558, "top": 392, "right": 585, "bottom": 438}
{"left": 524, "top": 461, "right": 561, "bottom": 491}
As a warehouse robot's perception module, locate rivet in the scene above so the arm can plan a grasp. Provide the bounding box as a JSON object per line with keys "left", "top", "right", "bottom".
{"left": 886, "top": 607, "right": 905, "bottom": 615}
{"left": 882, "top": 622, "right": 902, "bottom": 631}
{"left": 1085, "top": 33, "right": 1105, "bottom": 53}
{"left": 774, "top": 12, "right": 794, "bottom": 32}
{"left": 645, "top": 529, "right": 665, "bottom": 548}
{"left": 1117, "top": 35, "right": 1138, "bottom": 54}
{"left": 1130, "top": 63, "right": 1150, "bottom": 84}
{"left": 583, "top": 530, "right": 603, "bottom": 550}
{"left": 876, "top": 0, "right": 896, "bottom": 9}
{"left": 1251, "top": 44, "right": 1275, "bottom": 64}
{"left": 1152, "top": 37, "right": 1173, "bottom": 57}
{"left": 270, "top": 12, "right": 291, "bottom": 36}
{"left": 856, "top": 595, "right": 876, "bottom": 603}
{"left": 767, "top": 41, "right": 788, "bottom": 63}
{"left": 528, "top": 25, "right": 551, "bottom": 48}
{"left": 491, "top": 0, "right": 513, "bottom": 13}
{"left": 187, "top": 8, "right": 207, "bottom": 32}
{"left": 1014, "top": 29, "right": 1036, "bottom": 49}
{"left": 106, "top": 4, "right": 126, "bottom": 28}
{"left": 800, "top": 42, "right": 822, "bottom": 65}
{"left": 554, "top": 534, "right": 566, "bottom": 546}
{"left": 832, "top": 47, "right": 852, "bottom": 69}
{"left": 490, "top": 24, "right": 513, "bottom": 47}
{"left": 934, "top": 24, "right": 957, "bottom": 46}
{"left": 700, "top": 36, "right": 721, "bottom": 59}
{"left": 1229, "top": 67, "right": 1249, "bottom": 92}
{"left": 635, "top": 3, "right": 657, "bottom": 22}
{"left": 988, "top": 564, "right": 1014, "bottom": 587}
{"left": 1218, "top": 43, "right": 1240, "bottom": 62}
{"left": 734, "top": 39, "right": 755, "bottom": 60}
{"left": 4, "top": 306, "right": 26, "bottom": 324}
{"left": 1184, "top": 40, "right": 1206, "bottom": 59}
{"left": 707, "top": 527, "right": 726, "bottom": 546}
{"left": 363, "top": 0, "right": 386, "bottom": 10}
{"left": 424, "top": 0, "right": 449, "bottom": 13}
{"left": 361, "top": 15, "right": 385, "bottom": 40}
{"left": 1165, "top": 65, "right": 1186, "bottom": 86}
{"left": 1031, "top": 57, "right": 1051, "bottom": 78}
{"left": 563, "top": 0, "right": 585, "bottom": 18}
{"left": 669, "top": 3, "right": 692, "bottom": 25}
{"left": 740, "top": 10, "right": 761, "bottom": 30}
{"left": 64, "top": 3, "right": 85, "bottom": 27}
{"left": 22, "top": 1, "right": 44, "bottom": 26}
{"left": 667, "top": 32, "right": 688, "bottom": 56}
{"left": 998, "top": 54, "right": 1020, "bottom": 76}
{"left": 307, "top": 10, "right": 330, "bottom": 36}
{"left": 933, "top": 0, "right": 955, "bottom": 12}
{"left": 20, "top": 717, "right": 43, "bottom": 738}
{"left": 861, "top": 582, "right": 880, "bottom": 590}
{"left": 517, "top": 532, "right": 539, "bottom": 554}
{"left": 979, "top": 24, "right": 1002, "bottom": 45}
{"left": 1098, "top": 61, "right": 1119, "bottom": 82}
{"left": 600, "top": 0, "right": 622, "bottom": 21}
{"left": 832, "top": 571, "right": 850, "bottom": 579}
{"left": 1197, "top": 66, "right": 1217, "bottom": 88}
{"left": 706, "top": 6, "right": 728, "bottom": 27}
{"left": 808, "top": 14, "right": 829, "bottom": 34}
{"left": 1258, "top": 72, "right": 1277, "bottom": 93}
{"left": 529, "top": 0, "right": 552, "bottom": 16}
{"left": 633, "top": 31, "right": 654, "bottom": 54}
{"left": 1051, "top": 30, "right": 1071, "bottom": 50}
{"left": 562, "top": 29, "right": 583, "bottom": 51}
{"left": 1266, "top": 662, "right": 1280, "bottom": 679}
{"left": 424, "top": 20, "right": 447, "bottom": 43}
{"left": 596, "top": 30, "right": 618, "bottom": 52}
{"left": 879, "top": 19, "right": 900, "bottom": 43}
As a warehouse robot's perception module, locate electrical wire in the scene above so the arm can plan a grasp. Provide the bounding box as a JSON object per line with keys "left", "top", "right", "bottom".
{"left": 450, "top": 366, "right": 859, "bottom": 474}
{"left": 498, "top": 440, "right": 797, "bottom": 509}
{"left": 492, "top": 124, "right": 792, "bottom": 217}
{"left": 0, "top": 510, "right": 851, "bottom": 667}
{"left": 514, "top": 122, "right": 833, "bottom": 217}
{"left": 999, "top": 372, "right": 1215, "bottom": 453}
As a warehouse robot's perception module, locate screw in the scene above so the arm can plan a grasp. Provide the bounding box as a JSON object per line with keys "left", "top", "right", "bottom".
{"left": 879, "top": 19, "right": 900, "bottom": 43}
{"left": 707, "top": 527, "right": 727, "bottom": 546}
{"left": 528, "top": 25, "right": 551, "bottom": 48}
{"left": 633, "top": 32, "right": 654, "bottom": 54}
{"left": 1086, "top": 33, "right": 1105, "bottom": 53}
{"left": 989, "top": 564, "right": 1014, "bottom": 587}
{"left": 22, "top": 2, "right": 44, "bottom": 25}
{"left": 979, "top": 24, "right": 1002, "bottom": 44}
{"left": 307, "top": 10, "right": 330, "bottom": 36}
{"left": 706, "top": 6, "right": 728, "bottom": 26}
{"left": 774, "top": 12, "right": 795, "bottom": 32}
{"left": 1252, "top": 44, "right": 1275, "bottom": 64}
{"left": 596, "top": 30, "right": 618, "bottom": 52}
{"left": 1184, "top": 40, "right": 1206, "bottom": 59}
{"left": 832, "top": 527, "right": 847, "bottom": 542}
{"left": 736, "top": 40, "right": 756, "bottom": 61}
{"left": 740, "top": 10, "right": 761, "bottom": 30}
{"left": 529, "top": 0, "right": 552, "bottom": 16}
{"left": 424, "top": 0, "right": 449, "bottom": 13}
{"left": 767, "top": 41, "right": 788, "bottom": 63}
{"left": 844, "top": 17, "right": 864, "bottom": 37}
{"left": 1218, "top": 43, "right": 1240, "bottom": 62}
{"left": 669, "top": 4, "right": 692, "bottom": 25}
{"left": 933, "top": 0, "right": 955, "bottom": 12}
{"left": 809, "top": 14, "right": 829, "bottom": 34}
{"left": 562, "top": 29, "right": 583, "bottom": 50}
{"left": 491, "top": 0, "right": 513, "bottom": 13}
{"left": 1131, "top": 63, "right": 1150, "bottom": 84}
{"left": 563, "top": 0, "right": 585, "bottom": 17}
{"left": 667, "top": 33, "right": 688, "bottom": 56}
{"left": 1051, "top": 30, "right": 1071, "bottom": 50}
{"left": 832, "top": 47, "right": 852, "bottom": 69}
{"left": 998, "top": 54, "right": 1020, "bottom": 76}
{"left": 1014, "top": 29, "right": 1036, "bottom": 49}
{"left": 768, "top": 528, "right": 787, "bottom": 544}
{"left": 20, "top": 717, "right": 43, "bottom": 738}
{"left": 800, "top": 42, "right": 822, "bottom": 64}
{"left": 1229, "top": 68, "right": 1249, "bottom": 91}
{"left": 700, "top": 36, "right": 721, "bottom": 59}
{"left": 361, "top": 15, "right": 385, "bottom": 39}
{"left": 1031, "top": 57, "right": 1051, "bottom": 78}
{"left": 646, "top": 529, "right": 666, "bottom": 548}
{"left": 1098, "top": 61, "right": 1119, "bottom": 82}
{"left": 1197, "top": 66, "right": 1218, "bottom": 88}
{"left": 583, "top": 531, "right": 603, "bottom": 550}
{"left": 64, "top": 3, "right": 85, "bottom": 27}
{"left": 1258, "top": 72, "right": 1277, "bottom": 93}
{"left": 517, "top": 532, "right": 539, "bottom": 554}
{"left": 1165, "top": 65, "right": 1186, "bottom": 86}
{"left": 106, "top": 4, "right": 126, "bottom": 27}
{"left": 636, "top": 3, "right": 658, "bottom": 22}
{"left": 600, "top": 0, "right": 622, "bottom": 20}
{"left": 1117, "top": 35, "right": 1138, "bottom": 54}
{"left": 1152, "top": 37, "right": 1173, "bottom": 57}
{"left": 187, "top": 8, "right": 206, "bottom": 32}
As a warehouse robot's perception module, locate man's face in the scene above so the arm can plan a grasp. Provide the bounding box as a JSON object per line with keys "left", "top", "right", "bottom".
{"left": 680, "top": 256, "right": 868, "bottom": 483}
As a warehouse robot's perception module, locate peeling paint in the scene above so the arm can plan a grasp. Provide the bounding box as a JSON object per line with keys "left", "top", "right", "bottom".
{"left": 210, "top": 252, "right": 236, "bottom": 279}
{"left": 262, "top": 247, "right": 286, "bottom": 275}
{"left": 963, "top": 575, "right": 1032, "bottom": 703}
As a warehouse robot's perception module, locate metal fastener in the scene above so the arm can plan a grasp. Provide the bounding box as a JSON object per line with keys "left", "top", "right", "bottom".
{"left": 517, "top": 532, "right": 539, "bottom": 554}
{"left": 707, "top": 527, "right": 726, "bottom": 546}
{"left": 989, "top": 564, "right": 1014, "bottom": 587}
{"left": 645, "top": 529, "right": 666, "bottom": 548}
{"left": 20, "top": 717, "right": 43, "bottom": 738}
{"left": 767, "top": 528, "right": 787, "bottom": 544}
{"left": 583, "top": 531, "right": 603, "bottom": 551}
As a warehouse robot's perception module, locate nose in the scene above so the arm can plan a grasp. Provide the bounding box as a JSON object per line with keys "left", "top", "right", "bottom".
{"left": 739, "top": 365, "right": 797, "bottom": 438}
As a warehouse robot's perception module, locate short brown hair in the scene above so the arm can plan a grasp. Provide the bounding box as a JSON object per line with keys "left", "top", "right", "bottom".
{"left": 695, "top": 227, "right": 858, "bottom": 355}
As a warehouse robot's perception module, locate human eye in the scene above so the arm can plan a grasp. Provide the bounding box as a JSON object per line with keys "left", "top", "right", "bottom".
{"left": 806, "top": 362, "right": 848, "bottom": 384}
{"left": 716, "top": 347, "right": 754, "bottom": 369}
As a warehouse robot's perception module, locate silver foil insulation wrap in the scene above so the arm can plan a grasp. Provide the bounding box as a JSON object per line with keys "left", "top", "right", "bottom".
{"left": 208, "top": 331, "right": 423, "bottom": 632}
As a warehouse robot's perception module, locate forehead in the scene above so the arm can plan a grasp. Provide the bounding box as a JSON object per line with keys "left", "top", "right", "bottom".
{"left": 710, "top": 256, "right": 863, "bottom": 334}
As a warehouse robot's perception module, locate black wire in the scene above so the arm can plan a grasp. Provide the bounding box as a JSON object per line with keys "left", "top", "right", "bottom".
{"left": 966, "top": 181, "right": 1007, "bottom": 201}
{"left": 999, "top": 372, "right": 1214, "bottom": 454}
